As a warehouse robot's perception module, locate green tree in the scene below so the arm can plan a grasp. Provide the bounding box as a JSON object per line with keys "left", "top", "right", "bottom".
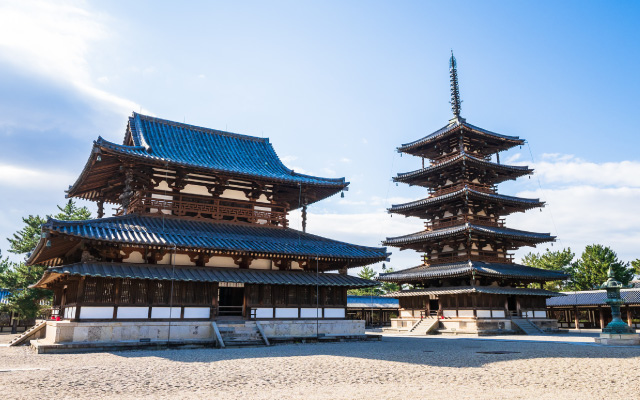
{"left": 1, "top": 200, "right": 91, "bottom": 328}
{"left": 348, "top": 265, "right": 382, "bottom": 296}
{"left": 379, "top": 264, "right": 400, "bottom": 294}
{"left": 631, "top": 259, "right": 640, "bottom": 277}
{"left": 566, "top": 245, "right": 634, "bottom": 290}
{"left": 53, "top": 199, "right": 92, "bottom": 221}
{"left": 522, "top": 247, "right": 574, "bottom": 291}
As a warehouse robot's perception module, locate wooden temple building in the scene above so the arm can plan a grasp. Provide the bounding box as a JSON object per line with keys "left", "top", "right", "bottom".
{"left": 28, "top": 113, "right": 388, "bottom": 348}
{"left": 378, "top": 54, "right": 568, "bottom": 335}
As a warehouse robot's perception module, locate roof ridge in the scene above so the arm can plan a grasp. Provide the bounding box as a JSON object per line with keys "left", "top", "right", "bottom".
{"left": 132, "top": 111, "right": 268, "bottom": 143}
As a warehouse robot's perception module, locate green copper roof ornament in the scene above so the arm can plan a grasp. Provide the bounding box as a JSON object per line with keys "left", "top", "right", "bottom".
{"left": 449, "top": 50, "right": 462, "bottom": 118}
{"left": 600, "top": 266, "right": 635, "bottom": 334}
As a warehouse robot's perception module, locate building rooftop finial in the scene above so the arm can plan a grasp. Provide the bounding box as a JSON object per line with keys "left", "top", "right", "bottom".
{"left": 449, "top": 51, "right": 462, "bottom": 118}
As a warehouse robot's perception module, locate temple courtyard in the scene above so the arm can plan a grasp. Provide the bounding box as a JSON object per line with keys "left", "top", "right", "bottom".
{"left": 1, "top": 332, "right": 639, "bottom": 399}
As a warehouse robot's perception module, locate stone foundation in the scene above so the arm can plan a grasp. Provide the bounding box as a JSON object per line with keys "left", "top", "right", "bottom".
{"left": 258, "top": 319, "right": 364, "bottom": 337}
{"left": 35, "top": 319, "right": 365, "bottom": 346}
{"left": 388, "top": 317, "right": 559, "bottom": 335}
{"left": 595, "top": 333, "right": 640, "bottom": 346}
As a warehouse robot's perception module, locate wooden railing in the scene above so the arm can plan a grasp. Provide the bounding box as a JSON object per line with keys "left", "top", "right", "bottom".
{"left": 423, "top": 252, "right": 514, "bottom": 265}
{"left": 425, "top": 214, "right": 505, "bottom": 231}
{"left": 429, "top": 182, "right": 495, "bottom": 197}
{"left": 119, "top": 191, "right": 289, "bottom": 227}
{"left": 430, "top": 151, "right": 489, "bottom": 166}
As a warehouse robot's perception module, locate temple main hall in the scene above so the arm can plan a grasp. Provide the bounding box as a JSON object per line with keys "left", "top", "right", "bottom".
{"left": 378, "top": 54, "right": 568, "bottom": 335}
{"left": 28, "top": 112, "right": 388, "bottom": 348}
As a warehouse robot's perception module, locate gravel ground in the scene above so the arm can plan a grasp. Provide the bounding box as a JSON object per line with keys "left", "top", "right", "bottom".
{"left": 1, "top": 333, "right": 639, "bottom": 400}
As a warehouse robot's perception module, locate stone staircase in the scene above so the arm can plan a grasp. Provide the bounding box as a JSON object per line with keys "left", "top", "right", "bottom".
{"left": 511, "top": 318, "right": 544, "bottom": 335}
{"left": 408, "top": 317, "right": 440, "bottom": 335}
{"left": 9, "top": 320, "right": 47, "bottom": 346}
{"left": 215, "top": 321, "right": 269, "bottom": 347}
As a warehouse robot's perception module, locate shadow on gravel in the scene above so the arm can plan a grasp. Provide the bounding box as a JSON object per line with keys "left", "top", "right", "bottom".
{"left": 111, "top": 335, "right": 640, "bottom": 368}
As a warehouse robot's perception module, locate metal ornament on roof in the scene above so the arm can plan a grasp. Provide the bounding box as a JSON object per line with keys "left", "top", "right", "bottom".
{"left": 449, "top": 51, "right": 462, "bottom": 118}
{"left": 600, "top": 266, "right": 635, "bottom": 334}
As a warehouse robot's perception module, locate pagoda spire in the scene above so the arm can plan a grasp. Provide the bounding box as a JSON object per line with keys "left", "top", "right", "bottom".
{"left": 449, "top": 50, "right": 462, "bottom": 118}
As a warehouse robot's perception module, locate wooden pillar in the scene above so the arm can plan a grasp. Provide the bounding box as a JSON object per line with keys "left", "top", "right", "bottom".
{"left": 598, "top": 306, "right": 605, "bottom": 329}
{"left": 74, "top": 277, "right": 86, "bottom": 321}
{"left": 627, "top": 305, "right": 633, "bottom": 327}
{"left": 574, "top": 306, "right": 580, "bottom": 330}
{"left": 301, "top": 204, "right": 307, "bottom": 232}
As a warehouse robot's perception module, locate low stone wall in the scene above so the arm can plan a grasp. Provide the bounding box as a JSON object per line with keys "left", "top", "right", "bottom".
{"left": 41, "top": 320, "right": 213, "bottom": 344}
{"left": 531, "top": 319, "right": 560, "bottom": 332}
{"left": 259, "top": 319, "right": 365, "bottom": 338}
{"left": 38, "top": 319, "right": 365, "bottom": 345}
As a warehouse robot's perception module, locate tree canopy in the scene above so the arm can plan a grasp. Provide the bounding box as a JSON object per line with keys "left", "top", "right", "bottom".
{"left": 565, "top": 244, "right": 634, "bottom": 290}
{"left": 522, "top": 248, "right": 574, "bottom": 291}
{"left": 1, "top": 200, "right": 91, "bottom": 320}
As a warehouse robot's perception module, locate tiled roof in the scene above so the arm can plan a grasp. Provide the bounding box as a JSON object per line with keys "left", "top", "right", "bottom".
{"left": 347, "top": 295, "right": 399, "bottom": 309}
{"left": 377, "top": 261, "right": 568, "bottom": 282}
{"left": 389, "top": 187, "right": 543, "bottom": 213}
{"left": 0, "top": 289, "right": 10, "bottom": 304}
{"left": 398, "top": 119, "right": 524, "bottom": 154}
{"left": 33, "top": 262, "right": 376, "bottom": 288}
{"left": 29, "top": 214, "right": 388, "bottom": 266}
{"left": 383, "top": 286, "right": 564, "bottom": 298}
{"left": 95, "top": 112, "right": 346, "bottom": 187}
{"left": 546, "top": 289, "right": 640, "bottom": 306}
{"left": 383, "top": 224, "right": 555, "bottom": 246}
{"left": 394, "top": 152, "right": 532, "bottom": 184}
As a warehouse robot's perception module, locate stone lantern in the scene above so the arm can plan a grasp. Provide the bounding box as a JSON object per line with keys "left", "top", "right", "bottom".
{"left": 595, "top": 267, "right": 639, "bottom": 345}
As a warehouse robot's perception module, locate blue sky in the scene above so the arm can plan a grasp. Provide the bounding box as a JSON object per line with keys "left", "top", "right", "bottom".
{"left": 0, "top": 1, "right": 638, "bottom": 271}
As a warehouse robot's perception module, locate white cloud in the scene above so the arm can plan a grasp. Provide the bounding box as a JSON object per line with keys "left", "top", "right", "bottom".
{"left": 340, "top": 157, "right": 352, "bottom": 163}
{"left": 290, "top": 155, "right": 640, "bottom": 271}
{"left": 533, "top": 154, "right": 640, "bottom": 188}
{"left": 0, "top": 163, "right": 74, "bottom": 190}
{"left": 0, "top": 0, "right": 141, "bottom": 114}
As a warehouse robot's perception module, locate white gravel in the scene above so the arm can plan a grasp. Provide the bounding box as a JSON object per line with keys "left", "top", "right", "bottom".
{"left": 1, "top": 333, "right": 639, "bottom": 400}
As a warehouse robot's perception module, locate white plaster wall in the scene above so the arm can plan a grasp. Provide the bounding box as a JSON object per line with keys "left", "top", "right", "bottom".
{"left": 117, "top": 307, "right": 149, "bottom": 319}
{"left": 324, "top": 308, "right": 345, "bottom": 318}
{"left": 80, "top": 307, "right": 114, "bottom": 320}
{"left": 220, "top": 189, "right": 248, "bottom": 201}
{"left": 300, "top": 308, "right": 321, "bottom": 318}
{"left": 255, "top": 308, "right": 274, "bottom": 318}
{"left": 534, "top": 311, "right": 547, "bottom": 318}
{"left": 183, "top": 307, "right": 210, "bottom": 319}
{"left": 275, "top": 308, "right": 298, "bottom": 318}
{"left": 400, "top": 310, "right": 414, "bottom": 318}
{"left": 157, "top": 253, "right": 171, "bottom": 265}
{"left": 443, "top": 310, "right": 457, "bottom": 318}
{"left": 251, "top": 259, "right": 272, "bottom": 270}
{"left": 291, "top": 261, "right": 303, "bottom": 270}
{"left": 151, "top": 307, "right": 181, "bottom": 319}
{"left": 64, "top": 307, "right": 76, "bottom": 319}
{"left": 256, "top": 194, "right": 270, "bottom": 204}
{"left": 173, "top": 254, "right": 193, "bottom": 265}
{"left": 123, "top": 251, "right": 145, "bottom": 264}
{"left": 492, "top": 310, "right": 506, "bottom": 318}
{"left": 458, "top": 310, "right": 474, "bottom": 317}
{"left": 206, "top": 256, "right": 237, "bottom": 268}
{"left": 181, "top": 184, "right": 211, "bottom": 196}
{"left": 476, "top": 310, "right": 492, "bottom": 318}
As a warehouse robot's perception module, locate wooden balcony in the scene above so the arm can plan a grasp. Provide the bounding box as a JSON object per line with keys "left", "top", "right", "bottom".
{"left": 429, "top": 182, "right": 495, "bottom": 197}
{"left": 119, "top": 191, "right": 289, "bottom": 227}
{"left": 425, "top": 214, "right": 505, "bottom": 231}
{"left": 423, "top": 252, "right": 514, "bottom": 265}
{"left": 430, "top": 151, "right": 489, "bottom": 166}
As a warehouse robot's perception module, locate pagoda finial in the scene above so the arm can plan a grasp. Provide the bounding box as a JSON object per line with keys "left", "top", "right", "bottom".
{"left": 449, "top": 50, "right": 462, "bottom": 118}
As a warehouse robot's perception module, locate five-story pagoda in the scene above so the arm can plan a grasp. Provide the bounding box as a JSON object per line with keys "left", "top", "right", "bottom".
{"left": 378, "top": 54, "right": 567, "bottom": 335}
